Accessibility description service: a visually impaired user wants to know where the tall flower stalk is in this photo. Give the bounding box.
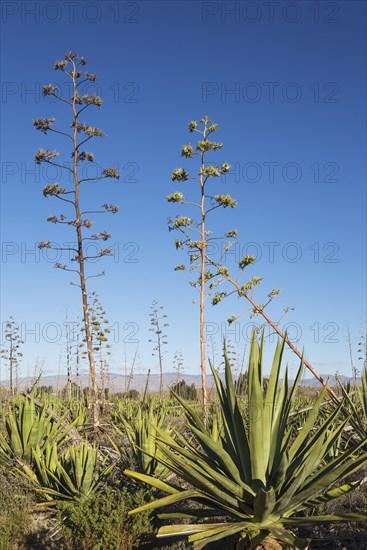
[168,116,236,420]
[149,301,169,401]
[34,52,120,428]
[1,316,23,397]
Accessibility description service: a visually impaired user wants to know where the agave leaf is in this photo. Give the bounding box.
[288,386,329,462]
[128,488,203,515]
[0,431,13,463]
[124,469,181,494]
[7,408,23,458]
[267,367,289,478]
[285,400,345,487]
[156,442,244,511]
[209,356,252,483]
[155,437,254,514]
[254,488,276,523]
[248,335,266,487]
[359,366,367,419]
[158,523,229,537]
[294,480,363,511]
[158,510,228,519]
[170,390,206,433]
[188,521,254,546]
[280,449,367,516]
[185,423,250,489]
[263,338,285,473]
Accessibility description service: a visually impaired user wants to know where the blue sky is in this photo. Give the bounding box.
[1,0,366,383]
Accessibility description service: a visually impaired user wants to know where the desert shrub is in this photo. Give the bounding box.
[0,465,34,550]
[0,508,35,550]
[56,485,153,550]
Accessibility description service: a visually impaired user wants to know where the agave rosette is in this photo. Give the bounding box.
[125,332,367,549]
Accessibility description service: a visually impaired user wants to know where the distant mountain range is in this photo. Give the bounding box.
[2,372,358,393]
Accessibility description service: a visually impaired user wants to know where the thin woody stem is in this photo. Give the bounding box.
[205,252,338,400]
[200,123,208,423]
[70,57,100,428]
[245,292,338,399]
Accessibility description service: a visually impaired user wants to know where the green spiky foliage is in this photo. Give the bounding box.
[112,398,141,424]
[113,400,171,478]
[17,441,115,504]
[67,398,91,428]
[0,394,79,465]
[339,365,367,443]
[125,332,367,549]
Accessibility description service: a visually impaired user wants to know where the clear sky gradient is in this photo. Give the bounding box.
[1,0,366,382]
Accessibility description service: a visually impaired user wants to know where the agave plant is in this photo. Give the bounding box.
[18,440,115,503]
[113,400,171,477]
[0,394,79,465]
[68,398,91,429]
[125,332,367,549]
[339,365,367,443]
[112,397,141,424]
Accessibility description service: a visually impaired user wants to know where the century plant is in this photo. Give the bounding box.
[68,398,91,429]
[1,316,23,396]
[125,332,367,549]
[34,52,120,428]
[113,400,170,478]
[149,300,169,401]
[112,397,141,425]
[168,116,236,420]
[0,394,79,465]
[18,440,115,503]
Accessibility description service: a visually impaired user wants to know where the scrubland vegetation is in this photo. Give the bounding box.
[0,344,367,549]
